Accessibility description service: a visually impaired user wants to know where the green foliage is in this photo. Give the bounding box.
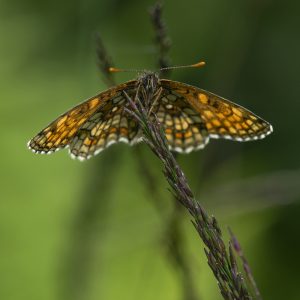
[0,0,300,300]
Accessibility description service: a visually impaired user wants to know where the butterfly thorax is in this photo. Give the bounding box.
[137,71,159,92]
[135,71,161,109]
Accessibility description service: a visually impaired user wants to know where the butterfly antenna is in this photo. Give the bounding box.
[160,60,206,71]
[108,67,141,73]
[109,60,205,73]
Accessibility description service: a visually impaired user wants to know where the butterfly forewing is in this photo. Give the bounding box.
[28,80,137,158]
[160,79,273,142]
[28,96,103,154]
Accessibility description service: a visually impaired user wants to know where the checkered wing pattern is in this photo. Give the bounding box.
[69,91,139,160]
[160,80,273,144]
[152,90,209,153]
[28,81,139,160]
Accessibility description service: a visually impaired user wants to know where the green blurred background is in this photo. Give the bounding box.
[1,0,300,299]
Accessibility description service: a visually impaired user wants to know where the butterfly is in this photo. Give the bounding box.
[27,70,273,161]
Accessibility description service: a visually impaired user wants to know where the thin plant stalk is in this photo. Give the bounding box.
[124,86,257,300]
[229,228,262,300]
[148,4,200,299]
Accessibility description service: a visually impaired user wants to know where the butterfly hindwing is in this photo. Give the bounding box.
[69,90,140,160]
[152,89,209,153]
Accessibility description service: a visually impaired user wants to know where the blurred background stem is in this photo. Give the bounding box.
[60,35,118,300]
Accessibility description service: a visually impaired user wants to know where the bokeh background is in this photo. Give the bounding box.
[1,0,300,299]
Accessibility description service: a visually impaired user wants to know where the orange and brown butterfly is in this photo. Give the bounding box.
[27,61,273,161]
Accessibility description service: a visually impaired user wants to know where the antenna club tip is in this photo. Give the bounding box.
[192,61,206,68]
[108,67,121,73]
